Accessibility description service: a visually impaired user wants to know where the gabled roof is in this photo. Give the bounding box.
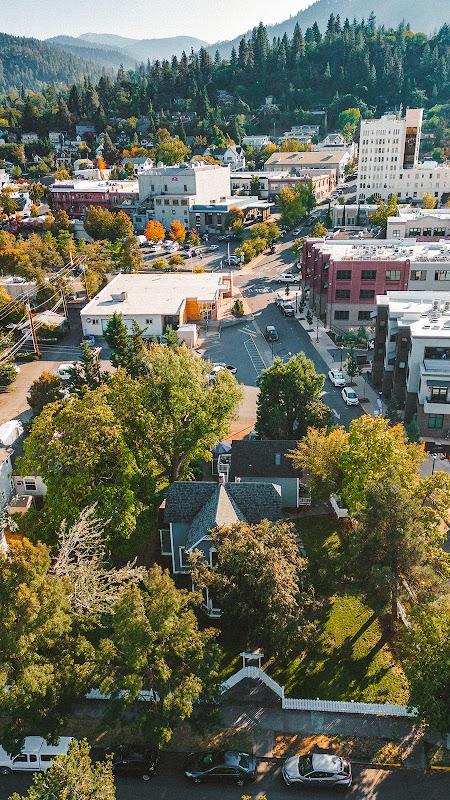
[229,440,301,480]
[164,481,282,545]
[186,484,246,549]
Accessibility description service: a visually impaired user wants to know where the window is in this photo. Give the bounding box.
[159,529,171,555]
[40,755,57,763]
[410,270,426,281]
[181,199,188,206]
[385,270,401,281]
[29,755,37,763]
[360,289,375,300]
[183,184,188,192]
[425,347,450,360]
[361,270,377,281]
[433,228,445,237]
[155,198,161,205]
[392,229,401,237]
[435,271,450,281]
[24,479,36,491]
[428,414,444,429]
[431,387,448,403]
[172,199,179,205]
[164,184,168,192]
[358,310,372,320]
[408,228,421,237]
[210,548,218,567]
[13,755,28,763]
[145,318,153,324]
[334,310,349,320]
[335,289,350,299]
[422,228,432,237]
[179,547,190,569]
[336,270,351,280]
[164,199,170,206]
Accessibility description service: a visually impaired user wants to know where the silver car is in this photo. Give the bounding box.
[282,753,352,790]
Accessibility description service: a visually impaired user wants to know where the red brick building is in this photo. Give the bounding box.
[51,179,139,217]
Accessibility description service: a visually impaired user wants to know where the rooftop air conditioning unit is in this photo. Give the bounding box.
[111,291,128,302]
[433,300,440,309]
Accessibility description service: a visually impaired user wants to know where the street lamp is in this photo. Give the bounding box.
[339,345,344,367]
[431,453,437,476]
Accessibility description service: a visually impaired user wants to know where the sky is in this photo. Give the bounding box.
[0,0,313,42]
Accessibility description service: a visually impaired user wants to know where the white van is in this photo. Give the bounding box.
[0,736,73,775]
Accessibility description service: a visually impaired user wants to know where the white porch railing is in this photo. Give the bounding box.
[220,664,416,718]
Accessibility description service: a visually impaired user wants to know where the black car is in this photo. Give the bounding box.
[265,325,279,342]
[91,746,159,781]
[184,750,257,786]
[281,303,295,317]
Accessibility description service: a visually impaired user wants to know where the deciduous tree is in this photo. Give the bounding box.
[256,354,330,439]
[191,520,317,654]
[27,371,63,414]
[10,739,116,800]
[99,565,221,747]
[168,219,186,244]
[144,219,165,242]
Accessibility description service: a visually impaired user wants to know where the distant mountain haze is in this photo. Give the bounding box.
[78,32,210,62]
[47,36,137,70]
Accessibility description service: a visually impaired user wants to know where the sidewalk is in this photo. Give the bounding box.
[296,310,381,417]
[221,697,427,769]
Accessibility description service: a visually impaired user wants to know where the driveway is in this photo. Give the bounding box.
[0,754,448,800]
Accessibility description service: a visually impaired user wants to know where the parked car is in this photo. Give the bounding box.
[82,335,95,347]
[208,244,219,252]
[0,737,73,775]
[341,386,359,406]
[212,362,237,375]
[265,325,279,342]
[92,746,159,781]
[281,303,295,317]
[184,751,257,786]
[56,363,75,381]
[218,234,231,242]
[229,255,241,266]
[276,273,300,284]
[292,228,302,236]
[282,753,352,790]
[328,369,346,387]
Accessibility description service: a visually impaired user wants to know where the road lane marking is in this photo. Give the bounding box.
[331,408,341,420]
[244,337,268,375]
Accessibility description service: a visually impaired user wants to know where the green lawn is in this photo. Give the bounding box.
[270,516,409,704]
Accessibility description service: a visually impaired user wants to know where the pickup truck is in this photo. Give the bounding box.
[0,737,73,775]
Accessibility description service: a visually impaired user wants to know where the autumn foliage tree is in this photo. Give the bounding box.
[168,219,186,244]
[144,219,165,242]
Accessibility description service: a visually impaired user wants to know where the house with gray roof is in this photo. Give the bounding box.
[160,480,282,616]
[218,440,311,509]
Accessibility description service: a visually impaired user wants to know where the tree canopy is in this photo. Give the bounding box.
[256,353,330,439]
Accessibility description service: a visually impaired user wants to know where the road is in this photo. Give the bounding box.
[0,755,448,800]
[203,222,361,429]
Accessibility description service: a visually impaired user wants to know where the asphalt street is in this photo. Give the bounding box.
[204,222,361,428]
[0,755,449,800]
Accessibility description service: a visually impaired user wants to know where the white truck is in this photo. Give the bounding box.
[0,736,73,775]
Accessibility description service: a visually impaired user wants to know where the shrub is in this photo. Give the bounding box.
[232,299,244,317]
[152,257,169,271]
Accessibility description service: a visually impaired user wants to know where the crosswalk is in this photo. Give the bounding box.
[243,335,268,375]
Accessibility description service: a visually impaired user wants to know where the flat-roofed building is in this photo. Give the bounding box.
[387,206,450,240]
[373,291,450,448]
[50,179,138,217]
[80,272,233,339]
[264,149,350,181]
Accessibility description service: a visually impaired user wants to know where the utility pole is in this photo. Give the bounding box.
[27,302,40,358]
[60,289,69,329]
[82,264,91,300]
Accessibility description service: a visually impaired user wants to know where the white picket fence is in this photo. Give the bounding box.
[221,666,416,718]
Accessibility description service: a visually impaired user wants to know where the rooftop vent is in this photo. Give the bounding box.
[111,291,128,302]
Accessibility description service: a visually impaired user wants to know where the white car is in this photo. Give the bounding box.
[276,273,300,284]
[341,386,359,406]
[328,369,346,387]
[208,244,219,252]
[56,363,76,381]
[292,228,302,236]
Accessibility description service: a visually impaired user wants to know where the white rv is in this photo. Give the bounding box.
[0,737,73,775]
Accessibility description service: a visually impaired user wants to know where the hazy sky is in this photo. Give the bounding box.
[0,0,313,42]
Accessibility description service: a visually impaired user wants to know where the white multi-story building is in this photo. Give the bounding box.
[137,162,231,228]
[242,135,271,149]
[357,108,450,203]
[373,291,450,447]
[387,206,450,239]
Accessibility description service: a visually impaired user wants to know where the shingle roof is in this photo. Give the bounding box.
[164,481,282,545]
[229,440,301,480]
[185,484,246,548]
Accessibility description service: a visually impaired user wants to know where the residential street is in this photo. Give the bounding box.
[0,755,448,800]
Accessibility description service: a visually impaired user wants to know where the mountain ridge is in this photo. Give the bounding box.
[208,0,450,58]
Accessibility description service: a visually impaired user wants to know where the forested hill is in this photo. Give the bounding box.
[0,32,101,92]
[211,0,450,58]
